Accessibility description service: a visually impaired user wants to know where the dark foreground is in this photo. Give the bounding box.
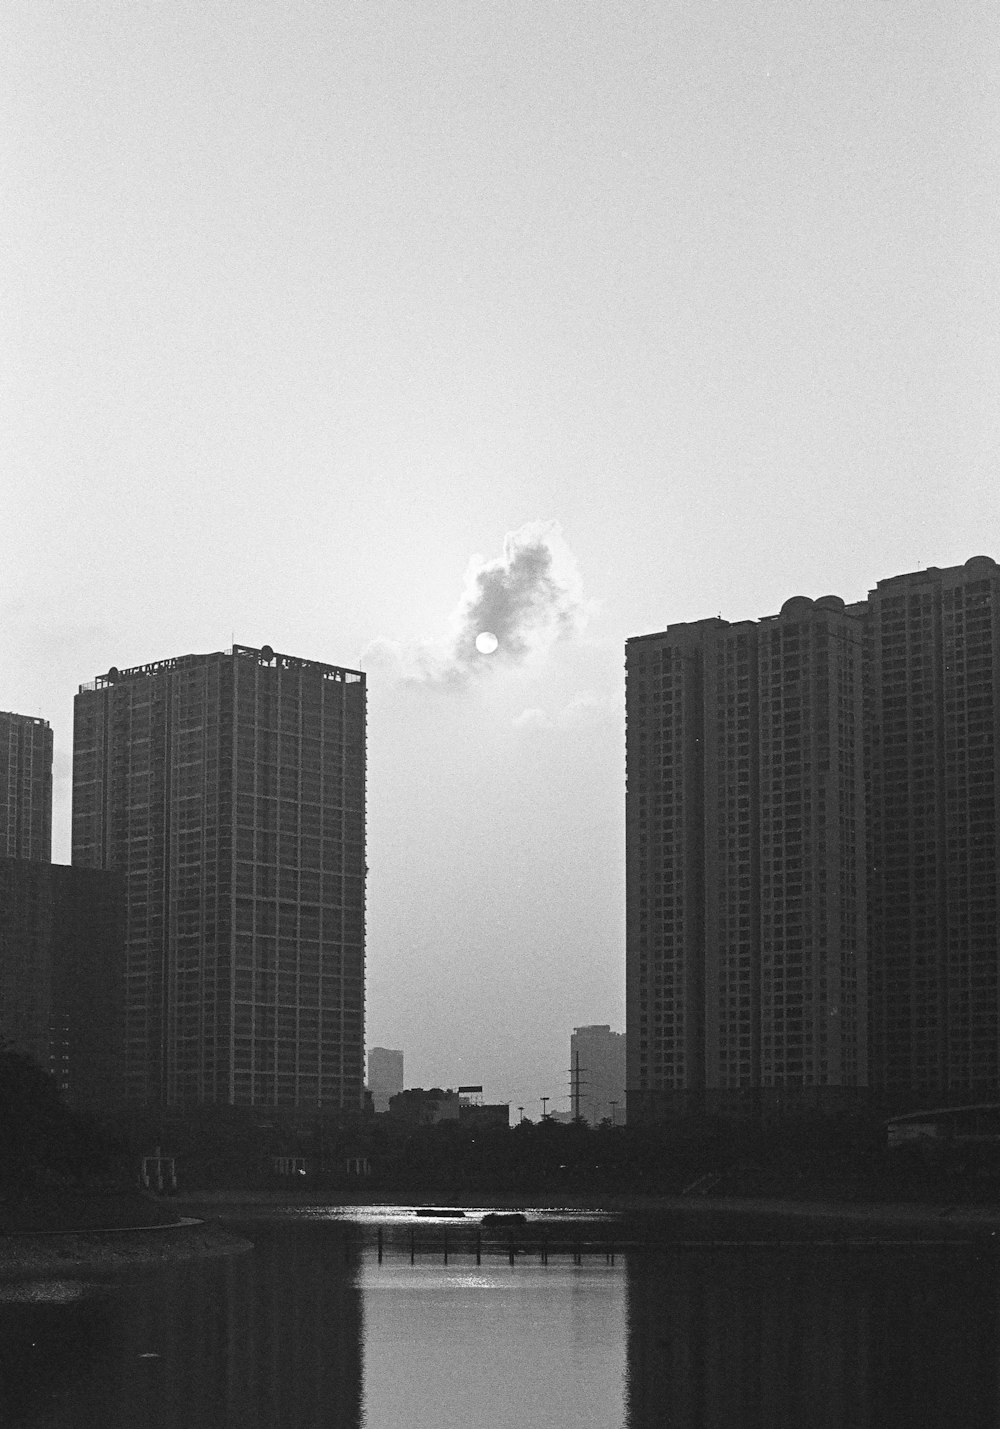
[3,1207,998,1429]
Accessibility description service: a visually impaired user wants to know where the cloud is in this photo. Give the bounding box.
[512,692,612,732]
[364,520,592,684]
[511,706,552,731]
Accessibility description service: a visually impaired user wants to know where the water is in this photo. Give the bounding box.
[1,1206,998,1428]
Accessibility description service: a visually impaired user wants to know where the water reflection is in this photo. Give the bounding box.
[0,1223,363,1429]
[625,1248,1000,1428]
[1,1216,999,1428]
[359,1259,625,1429]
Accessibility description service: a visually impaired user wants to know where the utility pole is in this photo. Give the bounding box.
[569,1050,589,1123]
[517,1106,524,1124]
[540,1095,549,1120]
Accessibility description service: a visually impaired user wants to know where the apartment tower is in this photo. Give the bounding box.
[626,596,867,1119]
[0,711,53,862]
[868,556,1000,1097]
[72,644,366,1111]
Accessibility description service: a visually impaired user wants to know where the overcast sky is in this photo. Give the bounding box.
[5,1,998,1117]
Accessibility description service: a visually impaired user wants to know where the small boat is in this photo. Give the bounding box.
[481,1211,528,1226]
[415,1207,467,1218]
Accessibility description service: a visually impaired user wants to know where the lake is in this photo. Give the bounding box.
[1,1205,998,1427]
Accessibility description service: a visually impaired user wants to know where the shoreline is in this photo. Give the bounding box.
[6,1193,997,1280]
[177,1189,1000,1232]
[0,1220,254,1280]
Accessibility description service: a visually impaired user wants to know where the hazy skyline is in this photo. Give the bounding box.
[6,2,998,1114]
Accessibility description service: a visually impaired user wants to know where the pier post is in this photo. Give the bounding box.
[476,1231,481,1266]
[377,1227,383,1264]
[410,1228,415,1265]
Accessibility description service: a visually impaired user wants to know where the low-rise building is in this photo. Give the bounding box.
[388,1087,461,1125]
[0,856,125,1113]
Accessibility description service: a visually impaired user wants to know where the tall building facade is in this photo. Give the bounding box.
[626,595,868,1119]
[0,711,53,862]
[367,1046,404,1114]
[868,556,1000,1097]
[570,1024,626,1125]
[627,557,1000,1117]
[72,644,366,1112]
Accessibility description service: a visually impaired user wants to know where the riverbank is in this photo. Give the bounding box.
[0,1190,182,1234]
[0,1220,254,1280]
[601,1194,1000,1243]
[173,1189,1000,1241]
[601,1190,1000,1220]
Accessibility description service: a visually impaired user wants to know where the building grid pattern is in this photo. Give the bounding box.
[627,597,869,1117]
[629,557,1000,1117]
[0,711,53,863]
[72,645,366,1112]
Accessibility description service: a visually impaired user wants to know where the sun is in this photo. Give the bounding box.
[475,631,499,655]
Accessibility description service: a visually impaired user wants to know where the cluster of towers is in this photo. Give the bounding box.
[5,554,999,1128]
[1,644,366,1117]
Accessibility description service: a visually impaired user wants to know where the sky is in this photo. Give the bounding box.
[5,1,999,1118]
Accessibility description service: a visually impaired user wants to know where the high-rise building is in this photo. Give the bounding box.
[367,1046,403,1114]
[628,556,1000,1118]
[0,711,53,862]
[570,1024,625,1125]
[72,643,366,1112]
[626,595,868,1119]
[0,857,125,1111]
[868,556,1000,1097]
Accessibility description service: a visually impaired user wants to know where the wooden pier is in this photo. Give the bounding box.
[348,1222,991,1266]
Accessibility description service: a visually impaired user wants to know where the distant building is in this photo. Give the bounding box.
[387,1088,461,1125]
[72,644,366,1112]
[570,1025,626,1125]
[459,1103,510,1128]
[0,711,53,862]
[458,1087,509,1128]
[0,857,125,1112]
[368,1046,404,1113]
